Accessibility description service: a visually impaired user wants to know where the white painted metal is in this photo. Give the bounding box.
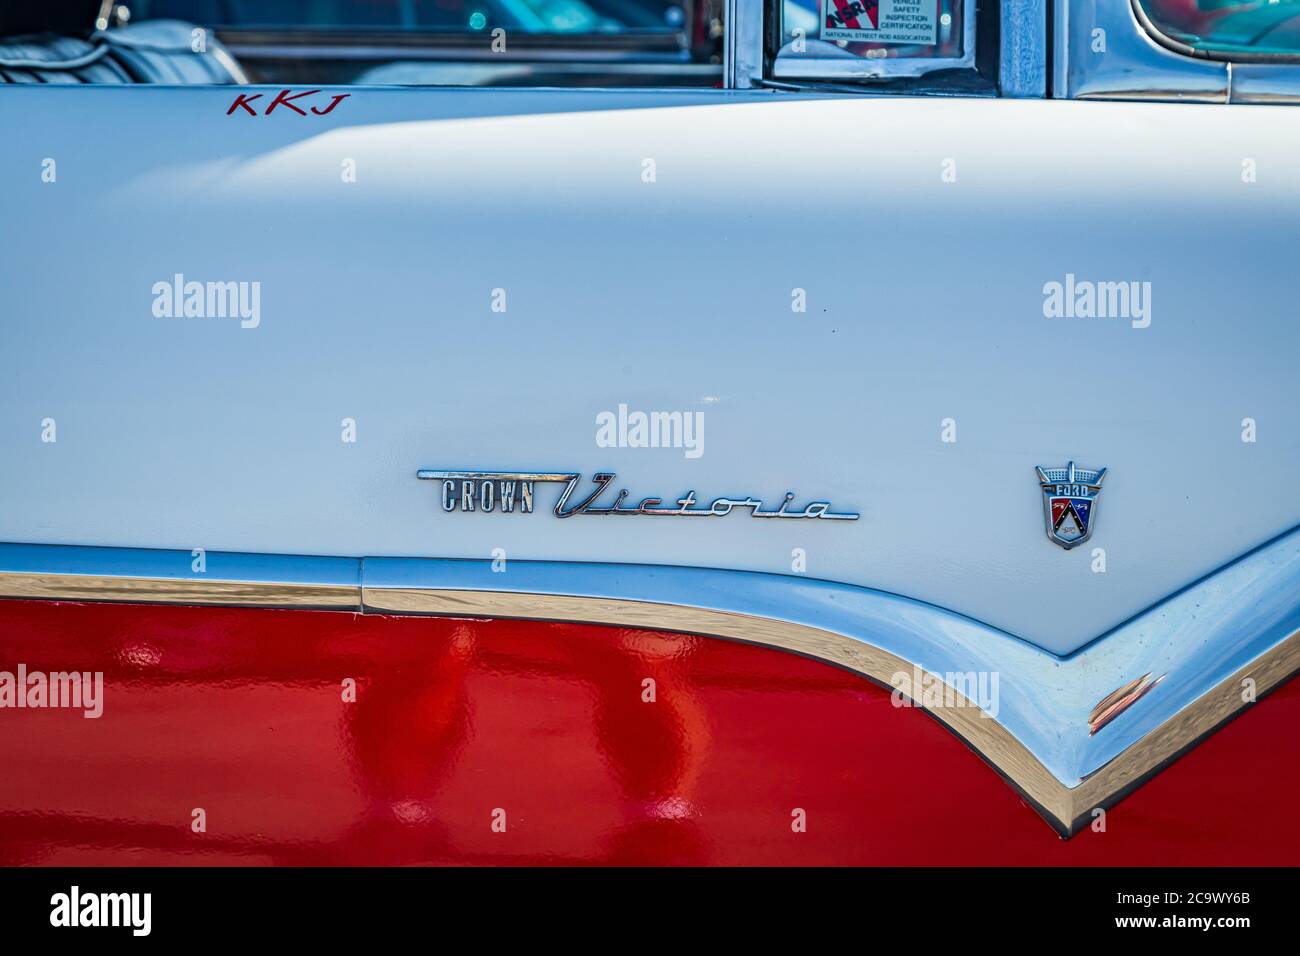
[1,87,1297,654]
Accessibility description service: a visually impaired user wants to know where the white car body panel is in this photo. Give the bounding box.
[2,87,1297,655]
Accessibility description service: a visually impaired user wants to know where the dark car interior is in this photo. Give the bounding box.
[0,0,722,86]
[0,1,245,83]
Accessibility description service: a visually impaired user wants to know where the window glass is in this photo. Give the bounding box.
[0,0,723,88]
[1137,0,1300,58]
[136,0,689,35]
[779,0,965,62]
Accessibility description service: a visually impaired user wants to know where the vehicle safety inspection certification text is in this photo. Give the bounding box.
[821,0,938,45]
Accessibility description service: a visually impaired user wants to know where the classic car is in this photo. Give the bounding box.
[0,0,1297,872]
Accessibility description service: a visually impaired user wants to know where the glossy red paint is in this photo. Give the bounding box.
[0,598,1295,865]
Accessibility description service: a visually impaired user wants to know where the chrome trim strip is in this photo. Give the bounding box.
[1000,0,1048,98]
[1230,64,1300,104]
[1068,632,1299,827]
[362,576,1300,833]
[0,543,361,609]
[724,0,764,89]
[361,525,1300,793]
[1052,0,1068,96]
[2,526,1297,833]
[1088,672,1163,735]
[365,579,1079,828]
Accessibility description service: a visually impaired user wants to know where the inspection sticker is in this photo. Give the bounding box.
[821,0,938,45]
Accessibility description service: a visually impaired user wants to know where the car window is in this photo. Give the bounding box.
[135,0,688,35]
[1137,0,1300,58]
[0,0,722,87]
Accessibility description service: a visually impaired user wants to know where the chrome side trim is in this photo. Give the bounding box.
[1088,672,1163,735]
[2,526,1297,834]
[724,0,764,88]
[367,578,1300,833]
[359,527,1300,833]
[1068,632,1299,830]
[1000,0,1048,98]
[1052,0,1226,101]
[0,543,360,609]
[365,579,1077,829]
[1230,64,1300,104]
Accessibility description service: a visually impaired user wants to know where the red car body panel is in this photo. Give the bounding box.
[1,598,1296,865]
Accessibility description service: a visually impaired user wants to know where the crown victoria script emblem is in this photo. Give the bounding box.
[1035,462,1106,550]
[417,471,859,521]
